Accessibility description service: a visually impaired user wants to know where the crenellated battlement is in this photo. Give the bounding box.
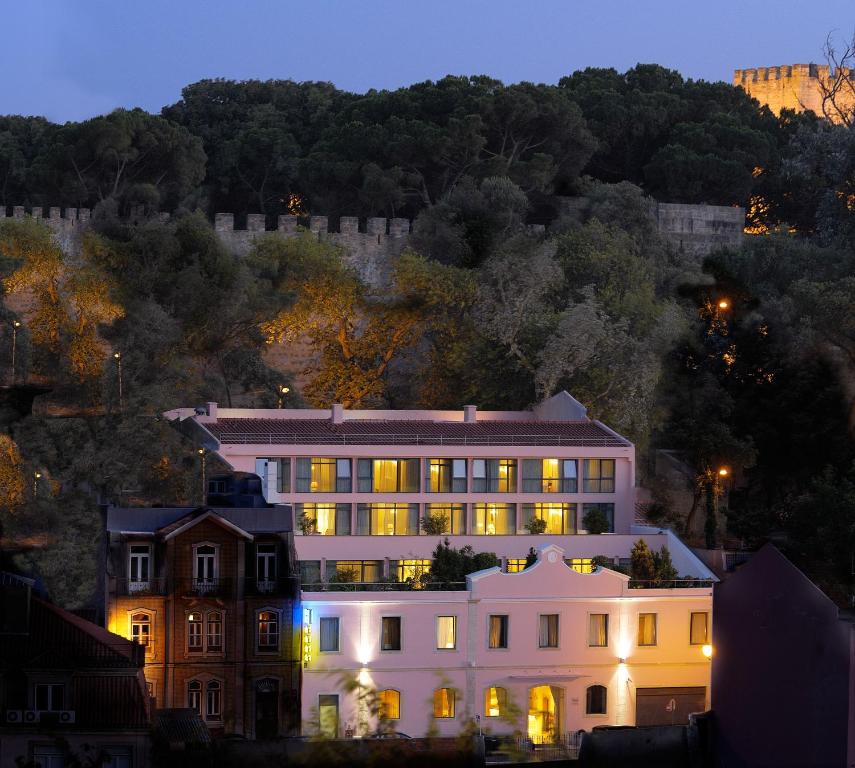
[734,62,855,120]
[211,212,412,237]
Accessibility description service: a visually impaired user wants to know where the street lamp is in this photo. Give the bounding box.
[702,465,730,548]
[114,352,123,411]
[717,299,729,310]
[10,320,21,384]
[33,471,42,496]
[198,448,206,506]
[277,385,290,408]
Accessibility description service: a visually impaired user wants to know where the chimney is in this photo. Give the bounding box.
[331,404,344,424]
[463,405,477,423]
[206,402,218,419]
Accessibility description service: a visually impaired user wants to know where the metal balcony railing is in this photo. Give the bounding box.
[628,578,714,589]
[219,432,627,447]
[179,578,234,598]
[301,580,467,592]
[115,578,168,596]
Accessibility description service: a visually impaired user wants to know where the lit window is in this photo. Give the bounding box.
[131,612,151,649]
[381,616,401,651]
[484,686,507,717]
[566,558,594,574]
[638,613,657,646]
[488,615,508,649]
[472,459,516,493]
[427,459,467,493]
[434,688,455,718]
[583,460,616,493]
[206,612,222,651]
[319,617,340,653]
[258,610,279,651]
[436,616,457,649]
[187,613,203,651]
[521,459,578,493]
[395,559,431,583]
[522,503,577,534]
[588,614,608,647]
[424,503,466,534]
[586,685,607,715]
[357,503,419,535]
[506,559,527,573]
[206,680,221,720]
[690,612,709,645]
[35,683,64,712]
[296,458,351,493]
[538,614,559,648]
[188,680,202,714]
[357,458,420,492]
[473,503,516,535]
[327,560,382,583]
[378,689,400,720]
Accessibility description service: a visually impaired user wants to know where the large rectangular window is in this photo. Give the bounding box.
[690,612,709,645]
[319,617,340,652]
[583,459,616,493]
[588,614,608,647]
[275,458,291,493]
[296,458,351,493]
[392,559,431,583]
[426,459,467,493]
[357,458,420,492]
[473,503,516,535]
[582,503,615,533]
[436,616,457,649]
[381,616,402,651]
[356,503,419,535]
[300,560,321,587]
[472,459,517,492]
[488,615,508,649]
[424,503,466,534]
[522,503,577,534]
[297,503,351,535]
[521,459,578,493]
[327,560,382,584]
[638,613,657,646]
[538,614,559,648]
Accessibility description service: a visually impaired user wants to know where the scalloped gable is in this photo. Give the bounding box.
[467,543,628,599]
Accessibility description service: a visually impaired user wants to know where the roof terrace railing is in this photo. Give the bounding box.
[215,432,627,447]
[301,580,468,592]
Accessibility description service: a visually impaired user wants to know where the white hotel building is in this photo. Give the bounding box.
[167,392,715,741]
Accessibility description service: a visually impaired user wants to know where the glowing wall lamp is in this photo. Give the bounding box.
[702,644,713,659]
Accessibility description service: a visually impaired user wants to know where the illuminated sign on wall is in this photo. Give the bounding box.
[302,607,312,668]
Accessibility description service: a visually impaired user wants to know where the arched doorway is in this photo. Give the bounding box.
[528,685,562,744]
[255,677,279,739]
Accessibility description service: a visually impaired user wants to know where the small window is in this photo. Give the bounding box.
[484,686,508,717]
[505,559,527,573]
[378,689,400,720]
[488,615,508,649]
[319,617,340,653]
[187,612,203,651]
[436,616,457,650]
[434,687,455,718]
[206,612,223,651]
[188,680,202,714]
[128,544,151,589]
[638,613,657,646]
[35,683,65,712]
[206,680,222,720]
[381,616,401,651]
[256,543,277,587]
[567,558,594,574]
[538,614,559,648]
[690,612,709,645]
[586,684,607,715]
[588,614,608,647]
[258,610,280,651]
[276,457,291,493]
[131,612,151,649]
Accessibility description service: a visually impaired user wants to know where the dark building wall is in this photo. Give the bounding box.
[711,544,853,768]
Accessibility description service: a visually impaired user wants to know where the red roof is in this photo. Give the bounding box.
[206,418,629,447]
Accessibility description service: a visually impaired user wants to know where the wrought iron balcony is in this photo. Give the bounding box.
[115,578,167,596]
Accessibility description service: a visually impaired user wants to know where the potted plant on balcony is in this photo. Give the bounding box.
[420,511,449,536]
[524,517,548,535]
[299,512,317,536]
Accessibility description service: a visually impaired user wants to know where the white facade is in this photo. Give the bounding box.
[301,544,713,739]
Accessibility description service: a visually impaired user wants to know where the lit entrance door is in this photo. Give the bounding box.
[528,685,561,744]
[319,694,339,739]
[255,678,279,739]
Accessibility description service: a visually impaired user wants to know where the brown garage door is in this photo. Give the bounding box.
[635,687,706,726]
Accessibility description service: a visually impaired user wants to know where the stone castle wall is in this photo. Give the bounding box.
[733,63,855,120]
[652,202,745,258]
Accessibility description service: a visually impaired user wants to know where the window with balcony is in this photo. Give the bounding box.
[257,610,280,652]
[484,686,508,717]
[35,683,65,712]
[131,612,151,651]
[327,560,382,584]
[638,613,657,646]
[319,617,340,652]
[206,612,223,652]
[434,688,455,718]
[187,612,203,652]
[521,459,578,493]
[356,503,419,535]
[522,503,577,534]
[436,616,457,649]
[488,615,508,649]
[296,458,351,492]
[193,544,218,592]
[472,459,516,492]
[357,458,420,492]
[690,612,709,645]
[472,503,516,535]
[583,459,616,493]
[538,614,559,648]
[206,680,222,721]
[588,614,609,647]
[392,559,431,583]
[300,560,321,587]
[381,616,401,651]
[297,503,351,536]
[424,503,466,534]
[426,459,467,493]
[256,543,277,592]
[378,689,400,720]
[586,685,607,715]
[582,503,615,533]
[128,544,152,592]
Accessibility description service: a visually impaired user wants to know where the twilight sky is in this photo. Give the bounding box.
[2,0,853,123]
